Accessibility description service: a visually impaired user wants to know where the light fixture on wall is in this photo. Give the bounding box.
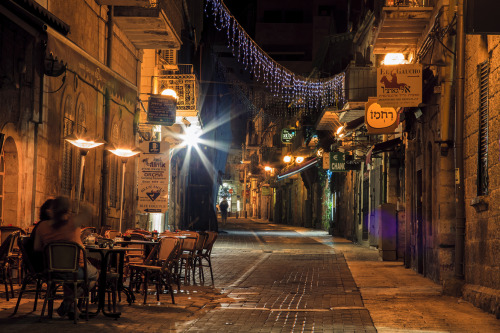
[381,53,407,65]
[161,88,178,100]
[64,134,105,214]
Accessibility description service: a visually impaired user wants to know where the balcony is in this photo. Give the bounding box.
[113,0,182,49]
[97,0,150,5]
[157,64,198,117]
[373,0,434,54]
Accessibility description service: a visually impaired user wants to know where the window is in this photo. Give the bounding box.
[477,60,489,196]
[62,95,74,196]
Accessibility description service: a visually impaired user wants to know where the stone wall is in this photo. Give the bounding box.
[463,34,500,317]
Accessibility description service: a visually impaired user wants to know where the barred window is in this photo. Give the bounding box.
[477,61,489,196]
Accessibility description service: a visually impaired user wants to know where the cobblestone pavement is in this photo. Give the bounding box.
[0,218,499,332]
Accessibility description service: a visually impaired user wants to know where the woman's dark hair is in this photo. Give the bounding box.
[39,199,54,221]
[52,196,71,230]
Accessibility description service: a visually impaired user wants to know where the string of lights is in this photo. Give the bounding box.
[205,0,345,109]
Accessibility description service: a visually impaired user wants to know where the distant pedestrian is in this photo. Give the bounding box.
[219,198,229,224]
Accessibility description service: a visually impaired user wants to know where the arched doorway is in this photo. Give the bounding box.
[2,137,19,226]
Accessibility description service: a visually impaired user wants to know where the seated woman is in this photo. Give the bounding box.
[34,196,98,319]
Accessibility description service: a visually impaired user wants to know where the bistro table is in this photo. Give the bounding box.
[85,245,136,318]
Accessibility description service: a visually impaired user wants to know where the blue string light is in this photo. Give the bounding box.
[206,0,345,109]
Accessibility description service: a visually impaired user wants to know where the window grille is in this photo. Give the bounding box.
[61,117,74,196]
[477,61,489,196]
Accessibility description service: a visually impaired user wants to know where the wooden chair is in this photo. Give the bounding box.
[104,229,120,239]
[178,232,199,285]
[0,231,20,301]
[12,235,46,315]
[128,237,181,304]
[194,231,218,285]
[40,242,90,324]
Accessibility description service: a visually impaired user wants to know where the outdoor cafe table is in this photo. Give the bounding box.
[86,246,136,318]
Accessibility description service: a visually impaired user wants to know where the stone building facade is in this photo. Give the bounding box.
[463,34,500,317]
[0,0,141,230]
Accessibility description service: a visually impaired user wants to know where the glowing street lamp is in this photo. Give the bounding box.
[65,134,104,214]
[283,155,292,163]
[161,88,178,100]
[108,147,141,233]
[295,156,305,164]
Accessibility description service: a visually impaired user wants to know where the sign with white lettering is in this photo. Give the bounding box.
[147,95,176,126]
[365,98,400,134]
[137,141,170,213]
[377,64,422,107]
[329,152,346,172]
[281,128,296,144]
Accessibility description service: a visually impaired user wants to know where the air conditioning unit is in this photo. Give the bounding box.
[158,49,178,70]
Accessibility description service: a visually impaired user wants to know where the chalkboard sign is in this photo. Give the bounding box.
[148,95,176,125]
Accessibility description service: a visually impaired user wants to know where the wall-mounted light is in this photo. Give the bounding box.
[161,88,178,100]
[382,53,407,65]
[336,124,345,135]
[264,166,272,172]
[283,155,292,163]
[295,156,305,164]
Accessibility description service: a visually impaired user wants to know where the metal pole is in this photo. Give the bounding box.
[119,159,127,233]
[76,151,87,214]
[242,167,247,218]
[454,0,466,280]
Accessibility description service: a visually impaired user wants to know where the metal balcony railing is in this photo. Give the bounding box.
[384,0,434,7]
[158,64,198,114]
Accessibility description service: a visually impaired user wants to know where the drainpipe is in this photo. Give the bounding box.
[454,0,465,280]
[439,0,457,155]
[31,36,46,225]
[101,6,113,229]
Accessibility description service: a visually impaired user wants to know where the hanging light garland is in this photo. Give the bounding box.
[205,0,345,109]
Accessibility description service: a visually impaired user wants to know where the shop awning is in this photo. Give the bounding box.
[277,157,319,181]
[45,26,138,106]
[366,137,402,164]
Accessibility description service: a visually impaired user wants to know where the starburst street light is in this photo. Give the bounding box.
[64,134,105,213]
[108,147,141,233]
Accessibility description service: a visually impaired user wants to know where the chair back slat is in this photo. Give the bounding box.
[0,232,19,261]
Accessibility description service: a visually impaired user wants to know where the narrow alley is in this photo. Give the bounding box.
[1,218,498,332]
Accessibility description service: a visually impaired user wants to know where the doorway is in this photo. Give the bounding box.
[416,169,424,274]
[2,137,19,226]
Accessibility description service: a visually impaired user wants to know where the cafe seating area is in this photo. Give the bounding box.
[0,225,218,323]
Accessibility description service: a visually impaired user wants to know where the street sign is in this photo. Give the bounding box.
[281,128,296,144]
[147,95,176,126]
[329,152,346,172]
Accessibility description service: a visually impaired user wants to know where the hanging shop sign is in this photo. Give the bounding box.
[322,152,330,169]
[137,141,170,213]
[365,98,400,134]
[329,152,346,172]
[147,95,176,126]
[345,154,362,171]
[281,128,296,144]
[377,64,422,107]
[261,186,271,196]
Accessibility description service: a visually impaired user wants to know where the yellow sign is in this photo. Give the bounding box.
[365,98,400,134]
[377,64,422,107]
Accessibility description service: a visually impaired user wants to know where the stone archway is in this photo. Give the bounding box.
[3,137,19,226]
